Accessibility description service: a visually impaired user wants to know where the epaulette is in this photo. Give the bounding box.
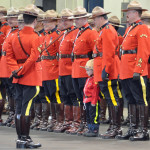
[56,29,60,35]
[34,30,41,36]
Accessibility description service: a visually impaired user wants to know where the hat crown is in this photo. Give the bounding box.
[73,6,87,16]
[23,4,39,16]
[0,6,7,13]
[44,9,58,18]
[60,8,73,17]
[109,16,120,24]
[127,1,142,9]
[91,6,111,18]
[85,59,94,69]
[7,7,19,16]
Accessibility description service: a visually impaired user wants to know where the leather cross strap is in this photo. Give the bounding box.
[17,31,29,57]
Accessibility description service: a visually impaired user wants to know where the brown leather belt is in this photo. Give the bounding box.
[59,54,71,59]
[41,55,57,60]
[121,48,137,55]
[92,52,103,58]
[17,59,27,64]
[85,95,92,98]
[74,54,88,59]
[1,51,6,56]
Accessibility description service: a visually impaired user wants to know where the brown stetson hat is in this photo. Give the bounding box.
[91,6,111,19]
[141,12,150,20]
[4,7,19,18]
[122,1,148,12]
[37,8,45,21]
[42,10,58,21]
[60,8,74,19]
[68,6,91,19]
[0,6,7,14]
[80,59,94,69]
[22,4,39,16]
[109,16,124,28]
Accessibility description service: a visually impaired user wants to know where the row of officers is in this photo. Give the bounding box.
[0,0,150,148]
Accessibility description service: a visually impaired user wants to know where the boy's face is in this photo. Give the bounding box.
[86,68,93,76]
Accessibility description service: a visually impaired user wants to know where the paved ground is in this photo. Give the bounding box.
[1,114,150,150]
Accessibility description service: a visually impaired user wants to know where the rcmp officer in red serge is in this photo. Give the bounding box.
[116,1,150,141]
[68,6,98,135]
[37,10,62,132]
[108,16,125,123]
[0,7,19,127]
[92,6,122,139]
[56,8,78,133]
[6,4,42,148]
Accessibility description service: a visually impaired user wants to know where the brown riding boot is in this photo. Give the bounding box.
[54,105,73,133]
[39,103,50,131]
[100,98,109,124]
[31,103,42,130]
[66,106,81,135]
[53,103,64,133]
[0,98,5,125]
[130,105,149,141]
[47,102,57,132]
[116,104,138,140]
[101,105,122,139]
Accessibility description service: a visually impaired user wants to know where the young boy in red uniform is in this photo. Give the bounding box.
[81,59,100,137]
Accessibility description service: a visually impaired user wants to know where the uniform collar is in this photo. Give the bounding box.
[66,26,75,32]
[48,26,57,34]
[39,28,45,34]
[99,22,109,31]
[79,23,89,30]
[130,20,142,26]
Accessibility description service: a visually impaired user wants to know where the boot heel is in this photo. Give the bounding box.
[16,141,27,149]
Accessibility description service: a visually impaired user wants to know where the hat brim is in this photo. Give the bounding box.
[90,12,111,19]
[42,17,60,21]
[3,15,18,19]
[109,22,125,28]
[68,13,91,19]
[141,16,150,20]
[122,8,148,12]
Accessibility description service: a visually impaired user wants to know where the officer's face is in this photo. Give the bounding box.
[43,20,56,31]
[126,10,137,23]
[7,17,18,27]
[75,17,87,28]
[94,16,101,28]
[62,19,73,29]
[57,19,64,31]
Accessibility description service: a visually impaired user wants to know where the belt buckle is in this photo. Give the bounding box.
[58,53,61,59]
[41,55,44,60]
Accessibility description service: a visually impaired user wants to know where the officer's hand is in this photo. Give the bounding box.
[102,67,109,81]
[133,73,140,80]
[11,70,23,79]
